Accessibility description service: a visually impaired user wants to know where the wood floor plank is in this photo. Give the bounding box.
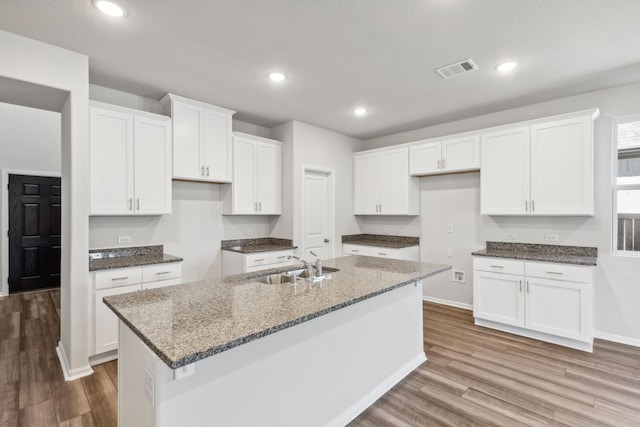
[0,382,19,427]
[102,362,117,391]
[18,350,52,409]
[47,355,91,424]
[19,399,57,427]
[58,413,97,427]
[80,366,117,427]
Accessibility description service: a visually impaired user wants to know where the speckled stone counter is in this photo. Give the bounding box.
[472,241,597,266]
[89,245,183,271]
[342,233,419,248]
[221,237,296,253]
[104,256,449,369]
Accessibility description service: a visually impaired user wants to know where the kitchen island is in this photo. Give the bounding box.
[104,256,449,427]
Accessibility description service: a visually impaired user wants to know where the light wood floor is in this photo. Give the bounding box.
[2,289,640,426]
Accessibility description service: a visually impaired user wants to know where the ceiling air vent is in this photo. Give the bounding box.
[435,59,478,79]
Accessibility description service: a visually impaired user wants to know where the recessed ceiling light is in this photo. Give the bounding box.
[354,107,368,116]
[495,61,519,73]
[93,0,127,17]
[268,72,287,82]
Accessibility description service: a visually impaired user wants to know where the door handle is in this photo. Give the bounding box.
[324,238,330,243]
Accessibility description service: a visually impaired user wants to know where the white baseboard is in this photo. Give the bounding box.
[56,341,94,381]
[423,296,472,311]
[332,352,426,427]
[594,331,640,348]
[89,350,118,366]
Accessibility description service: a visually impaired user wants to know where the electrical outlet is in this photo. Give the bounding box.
[447,248,453,257]
[447,224,454,233]
[247,229,255,236]
[117,236,131,244]
[504,234,515,240]
[144,369,155,406]
[545,234,559,242]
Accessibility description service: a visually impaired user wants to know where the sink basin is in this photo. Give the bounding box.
[254,266,339,284]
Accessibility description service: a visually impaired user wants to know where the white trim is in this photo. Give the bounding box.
[594,331,640,348]
[56,341,94,381]
[301,165,336,259]
[422,296,473,311]
[330,352,426,427]
[1,169,61,296]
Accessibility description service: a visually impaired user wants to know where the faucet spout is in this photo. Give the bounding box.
[287,255,315,277]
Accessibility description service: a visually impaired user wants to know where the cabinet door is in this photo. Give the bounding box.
[95,284,140,354]
[473,270,525,327]
[410,141,441,175]
[530,116,593,215]
[256,142,281,214]
[442,135,480,172]
[172,101,204,180]
[353,153,379,215]
[525,276,592,342]
[342,244,370,256]
[90,107,134,215]
[133,116,172,215]
[480,126,530,215]
[378,148,411,214]
[202,109,233,183]
[232,137,258,214]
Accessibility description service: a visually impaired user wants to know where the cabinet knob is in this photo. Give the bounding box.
[206,166,210,176]
[201,166,205,176]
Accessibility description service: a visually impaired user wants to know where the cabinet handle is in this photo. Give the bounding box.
[525,200,528,212]
[254,258,265,262]
[378,252,387,256]
[519,280,522,292]
[254,202,258,211]
[489,265,504,268]
[442,159,446,169]
[155,271,171,275]
[437,160,441,169]
[258,202,262,212]
[379,204,382,213]
[137,198,140,211]
[111,277,129,281]
[352,250,359,253]
[201,166,205,176]
[532,200,535,212]
[129,198,133,211]
[546,271,563,275]
[206,166,210,176]
[277,256,287,259]
[526,281,530,293]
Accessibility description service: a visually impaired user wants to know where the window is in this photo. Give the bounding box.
[613,116,640,254]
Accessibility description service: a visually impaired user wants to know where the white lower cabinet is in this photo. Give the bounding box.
[342,244,420,261]
[473,257,593,351]
[222,249,295,276]
[92,262,182,358]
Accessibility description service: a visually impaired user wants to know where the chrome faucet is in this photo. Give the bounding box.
[309,251,322,275]
[287,255,315,277]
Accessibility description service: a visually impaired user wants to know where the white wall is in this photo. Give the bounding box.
[363,81,640,345]
[1,29,91,377]
[287,121,362,257]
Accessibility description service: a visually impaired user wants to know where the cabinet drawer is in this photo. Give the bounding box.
[270,250,294,265]
[525,261,592,283]
[94,266,143,290]
[343,244,370,256]
[245,253,272,268]
[370,247,402,259]
[474,257,525,276]
[142,262,182,283]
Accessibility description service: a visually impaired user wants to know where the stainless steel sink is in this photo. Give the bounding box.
[254,266,339,284]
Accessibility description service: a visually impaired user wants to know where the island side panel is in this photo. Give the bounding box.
[118,281,425,427]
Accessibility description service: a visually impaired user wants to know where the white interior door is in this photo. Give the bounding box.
[303,170,331,259]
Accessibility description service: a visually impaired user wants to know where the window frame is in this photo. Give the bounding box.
[612,115,640,257]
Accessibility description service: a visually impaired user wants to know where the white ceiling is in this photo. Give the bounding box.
[1,0,640,139]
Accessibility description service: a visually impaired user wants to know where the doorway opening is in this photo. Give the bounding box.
[301,166,335,260]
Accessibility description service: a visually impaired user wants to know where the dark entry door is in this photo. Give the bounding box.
[8,174,61,293]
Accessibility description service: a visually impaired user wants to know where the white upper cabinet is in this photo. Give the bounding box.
[410,135,480,176]
[90,102,172,216]
[223,132,282,215]
[481,109,597,216]
[353,147,419,215]
[161,93,235,183]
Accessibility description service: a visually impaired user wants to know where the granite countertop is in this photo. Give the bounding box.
[472,241,597,266]
[89,245,183,271]
[103,256,450,369]
[221,237,297,254]
[342,234,419,249]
